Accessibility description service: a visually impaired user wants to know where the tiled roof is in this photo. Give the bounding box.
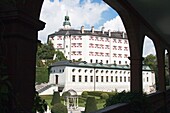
[48,29,127,39]
[50,60,152,71]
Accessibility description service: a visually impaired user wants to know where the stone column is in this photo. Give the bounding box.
[0,7,45,113]
[167,51,170,86]
[155,39,166,92]
[129,57,143,93]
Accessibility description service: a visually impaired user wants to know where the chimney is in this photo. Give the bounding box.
[91,26,94,33]
[122,32,125,38]
[101,27,105,34]
[108,29,111,37]
[81,26,84,34]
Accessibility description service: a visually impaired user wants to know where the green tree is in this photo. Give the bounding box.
[37,41,55,60]
[55,50,67,61]
[51,91,61,105]
[36,41,67,67]
[143,54,157,70]
[84,97,97,113]
[51,103,67,113]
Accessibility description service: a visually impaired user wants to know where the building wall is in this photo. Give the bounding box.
[49,65,155,95]
[49,32,130,65]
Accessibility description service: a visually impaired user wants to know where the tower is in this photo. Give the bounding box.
[63,12,71,29]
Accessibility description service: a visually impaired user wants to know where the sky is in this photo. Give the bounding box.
[38,0,156,57]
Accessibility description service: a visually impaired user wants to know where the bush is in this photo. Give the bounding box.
[81,91,88,98]
[87,91,116,97]
[84,97,97,113]
[51,91,61,105]
[36,67,48,84]
[62,91,71,97]
[32,91,47,113]
[100,93,109,100]
[51,103,67,113]
[105,91,152,113]
[87,91,103,97]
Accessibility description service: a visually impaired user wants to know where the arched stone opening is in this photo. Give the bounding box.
[142,36,157,93]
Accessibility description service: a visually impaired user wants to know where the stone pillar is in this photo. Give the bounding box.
[0,7,45,113]
[167,50,170,86]
[129,57,143,93]
[155,39,166,92]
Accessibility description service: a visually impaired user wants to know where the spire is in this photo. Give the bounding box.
[63,11,71,29]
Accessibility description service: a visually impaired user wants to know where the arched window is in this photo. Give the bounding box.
[72,69,75,72]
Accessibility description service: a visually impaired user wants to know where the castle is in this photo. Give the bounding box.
[38,14,155,95]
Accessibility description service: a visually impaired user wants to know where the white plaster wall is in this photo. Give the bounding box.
[49,33,130,65]
[48,66,155,95]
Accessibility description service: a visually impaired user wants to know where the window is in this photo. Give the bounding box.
[119,61,121,64]
[59,69,62,73]
[120,76,122,82]
[124,76,126,82]
[118,54,122,58]
[124,40,128,44]
[78,69,81,72]
[111,76,113,82]
[101,76,104,82]
[147,77,149,82]
[106,76,108,82]
[85,76,87,82]
[96,76,98,82]
[96,70,98,73]
[72,75,75,82]
[101,70,103,73]
[113,39,117,43]
[115,76,118,82]
[125,61,127,64]
[90,59,92,63]
[90,76,93,82]
[79,75,81,82]
[63,69,64,72]
[113,46,117,50]
[118,39,122,43]
[106,70,108,73]
[113,53,117,58]
[111,71,113,74]
[90,70,93,73]
[85,70,87,73]
[128,77,130,82]
[106,60,108,64]
[96,60,98,63]
[72,69,75,72]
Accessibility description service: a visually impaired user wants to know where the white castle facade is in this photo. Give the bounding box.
[38,15,156,95]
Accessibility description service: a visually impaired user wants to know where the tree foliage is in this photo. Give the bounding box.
[37,41,55,60]
[143,54,157,70]
[51,103,67,113]
[84,97,97,113]
[51,91,61,105]
[36,41,66,67]
[105,91,152,113]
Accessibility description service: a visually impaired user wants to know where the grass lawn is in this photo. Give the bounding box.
[40,95,106,110]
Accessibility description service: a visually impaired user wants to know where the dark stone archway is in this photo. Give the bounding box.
[0,1,45,112]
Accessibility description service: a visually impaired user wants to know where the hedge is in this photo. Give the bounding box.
[51,103,67,113]
[84,97,97,113]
